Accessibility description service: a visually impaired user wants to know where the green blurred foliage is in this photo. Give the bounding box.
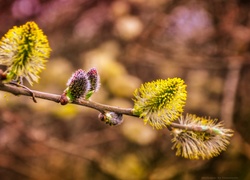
[1,0,250,179]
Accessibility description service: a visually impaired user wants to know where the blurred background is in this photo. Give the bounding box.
[0,0,250,179]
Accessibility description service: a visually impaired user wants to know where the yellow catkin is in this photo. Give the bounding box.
[0,21,51,85]
[133,78,187,129]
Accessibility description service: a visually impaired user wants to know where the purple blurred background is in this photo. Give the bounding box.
[0,0,250,179]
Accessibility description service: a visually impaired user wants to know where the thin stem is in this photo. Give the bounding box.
[0,83,61,102]
[0,83,134,116]
[8,82,37,103]
[168,123,215,134]
[0,83,226,135]
[75,99,134,116]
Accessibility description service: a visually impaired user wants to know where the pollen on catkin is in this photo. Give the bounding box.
[133,78,187,129]
[0,21,51,85]
[171,114,234,159]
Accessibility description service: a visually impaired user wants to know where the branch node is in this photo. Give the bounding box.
[8,82,37,103]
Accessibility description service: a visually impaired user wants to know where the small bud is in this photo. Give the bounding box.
[64,69,90,102]
[0,69,7,81]
[98,112,123,126]
[85,67,100,99]
[59,92,69,105]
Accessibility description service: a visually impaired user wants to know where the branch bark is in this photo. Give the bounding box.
[0,82,229,134]
[0,83,134,116]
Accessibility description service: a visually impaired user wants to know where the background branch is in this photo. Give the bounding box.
[220,58,242,128]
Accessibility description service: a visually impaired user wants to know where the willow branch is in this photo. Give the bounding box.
[0,83,61,102]
[0,83,134,116]
[0,82,224,134]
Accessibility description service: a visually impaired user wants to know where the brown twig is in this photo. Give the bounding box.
[8,82,37,103]
[0,82,229,134]
[0,83,134,116]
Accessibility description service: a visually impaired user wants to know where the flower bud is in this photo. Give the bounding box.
[85,67,100,99]
[0,69,7,81]
[59,92,69,105]
[64,69,90,102]
[98,112,123,126]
